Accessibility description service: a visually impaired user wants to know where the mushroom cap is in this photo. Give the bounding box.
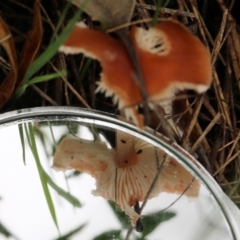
[53,132,200,226]
[59,22,142,125]
[53,136,115,177]
[59,19,212,126]
[130,19,212,102]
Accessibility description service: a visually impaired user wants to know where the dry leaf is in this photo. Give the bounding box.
[16,0,43,90]
[0,0,43,108]
[0,16,18,108]
[71,0,135,28]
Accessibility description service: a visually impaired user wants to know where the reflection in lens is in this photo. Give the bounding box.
[0,117,238,240]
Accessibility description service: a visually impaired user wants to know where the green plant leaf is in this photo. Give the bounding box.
[108,201,130,228]
[140,211,176,238]
[55,223,87,240]
[93,229,122,240]
[0,221,13,238]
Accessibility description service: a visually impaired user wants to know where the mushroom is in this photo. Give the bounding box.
[53,131,200,226]
[59,22,142,125]
[130,19,212,116]
[59,19,212,126]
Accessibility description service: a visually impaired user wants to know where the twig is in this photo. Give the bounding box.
[190,112,221,154]
[182,95,204,148]
[136,3,196,18]
[31,85,58,106]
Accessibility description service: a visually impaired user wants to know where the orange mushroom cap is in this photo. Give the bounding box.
[130,19,212,103]
[53,132,200,226]
[59,20,212,126]
[59,22,142,125]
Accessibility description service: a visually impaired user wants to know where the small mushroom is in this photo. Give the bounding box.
[53,131,200,226]
[59,22,142,125]
[130,18,212,116]
[59,19,212,126]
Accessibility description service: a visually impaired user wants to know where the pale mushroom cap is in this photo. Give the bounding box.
[53,136,115,177]
[53,132,200,226]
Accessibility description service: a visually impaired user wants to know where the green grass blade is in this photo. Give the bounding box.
[47,122,73,197]
[48,121,57,153]
[24,123,31,145]
[152,0,162,26]
[55,223,87,240]
[0,221,14,239]
[43,169,82,207]
[163,0,170,7]
[21,6,84,86]
[77,59,92,87]
[27,71,66,86]
[26,123,60,233]
[15,71,66,99]
[50,1,72,43]
[18,124,26,165]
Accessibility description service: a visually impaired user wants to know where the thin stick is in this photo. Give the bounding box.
[190,112,221,154]
[182,95,204,148]
[31,85,58,106]
[136,3,196,18]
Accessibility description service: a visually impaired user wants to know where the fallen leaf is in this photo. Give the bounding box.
[71,0,135,28]
[0,16,18,107]
[0,0,43,108]
[15,0,43,90]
